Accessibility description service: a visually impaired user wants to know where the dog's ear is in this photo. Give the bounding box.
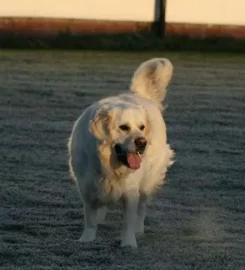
[89,110,112,141]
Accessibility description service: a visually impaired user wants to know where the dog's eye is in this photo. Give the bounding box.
[139,125,145,131]
[119,124,130,131]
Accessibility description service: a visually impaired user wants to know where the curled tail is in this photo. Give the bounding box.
[130,58,173,104]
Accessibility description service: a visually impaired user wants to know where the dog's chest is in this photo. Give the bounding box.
[99,168,145,203]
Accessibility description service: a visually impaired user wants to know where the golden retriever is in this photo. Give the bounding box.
[68,58,174,248]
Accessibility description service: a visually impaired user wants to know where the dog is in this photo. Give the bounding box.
[68,58,174,248]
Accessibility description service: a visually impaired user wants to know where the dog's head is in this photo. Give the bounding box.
[89,103,151,171]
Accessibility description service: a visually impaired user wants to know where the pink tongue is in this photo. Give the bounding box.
[127,153,141,170]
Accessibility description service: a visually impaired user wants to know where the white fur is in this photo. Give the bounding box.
[68,58,174,248]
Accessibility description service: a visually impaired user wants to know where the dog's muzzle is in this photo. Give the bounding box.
[114,137,147,170]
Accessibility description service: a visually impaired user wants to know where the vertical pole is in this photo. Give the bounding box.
[158,0,166,38]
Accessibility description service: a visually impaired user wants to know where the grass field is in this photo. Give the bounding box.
[0,51,245,269]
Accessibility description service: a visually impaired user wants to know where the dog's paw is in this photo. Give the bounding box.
[121,238,138,248]
[79,229,96,242]
[121,231,138,248]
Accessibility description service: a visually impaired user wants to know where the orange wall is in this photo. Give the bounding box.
[0,0,245,26]
[166,0,245,26]
[0,0,156,22]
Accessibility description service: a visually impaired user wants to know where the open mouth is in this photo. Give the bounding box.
[114,144,143,170]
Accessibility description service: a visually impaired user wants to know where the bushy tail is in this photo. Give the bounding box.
[130,58,173,103]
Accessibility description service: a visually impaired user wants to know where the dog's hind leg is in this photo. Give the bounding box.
[96,206,108,224]
[79,202,97,242]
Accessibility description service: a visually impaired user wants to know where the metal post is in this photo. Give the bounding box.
[158,0,166,38]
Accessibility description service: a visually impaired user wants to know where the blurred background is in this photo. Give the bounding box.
[0,0,245,51]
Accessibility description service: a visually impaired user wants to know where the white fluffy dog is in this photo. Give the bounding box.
[68,58,174,248]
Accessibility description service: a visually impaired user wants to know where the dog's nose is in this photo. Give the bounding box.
[134,137,147,151]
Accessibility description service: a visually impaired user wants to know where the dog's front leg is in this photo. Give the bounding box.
[121,191,139,248]
[135,194,147,234]
[96,205,107,224]
[79,201,97,242]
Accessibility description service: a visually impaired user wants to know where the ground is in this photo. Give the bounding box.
[0,51,245,269]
